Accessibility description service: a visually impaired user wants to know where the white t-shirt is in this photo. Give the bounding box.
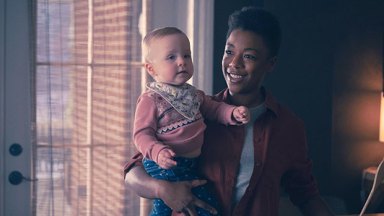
[232,103,266,205]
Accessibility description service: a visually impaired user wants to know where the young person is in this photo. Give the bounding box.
[134,27,250,216]
[125,7,335,216]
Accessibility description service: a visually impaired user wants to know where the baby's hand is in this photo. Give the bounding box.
[233,106,250,124]
[157,148,177,169]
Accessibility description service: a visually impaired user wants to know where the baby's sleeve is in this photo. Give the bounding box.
[133,94,170,163]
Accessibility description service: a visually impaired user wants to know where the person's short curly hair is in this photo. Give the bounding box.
[227,6,281,57]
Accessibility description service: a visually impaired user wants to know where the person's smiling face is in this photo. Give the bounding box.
[222,29,276,97]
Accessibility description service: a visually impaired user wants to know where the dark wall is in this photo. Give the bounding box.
[324,1,384,212]
[213,0,384,213]
[264,0,338,198]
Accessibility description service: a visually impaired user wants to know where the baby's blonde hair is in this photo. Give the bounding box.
[142,27,186,63]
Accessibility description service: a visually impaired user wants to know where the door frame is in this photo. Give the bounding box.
[0,0,33,215]
[0,0,5,212]
[149,0,214,94]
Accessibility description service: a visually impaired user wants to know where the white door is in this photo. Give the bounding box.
[0,0,33,215]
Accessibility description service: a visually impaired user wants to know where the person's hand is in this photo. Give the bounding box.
[157,148,177,169]
[156,180,218,216]
[233,106,250,124]
[173,199,219,216]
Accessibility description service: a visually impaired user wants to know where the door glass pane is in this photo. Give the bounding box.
[34,0,144,215]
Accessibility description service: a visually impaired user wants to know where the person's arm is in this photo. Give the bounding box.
[124,162,217,215]
[283,160,335,216]
[282,119,334,216]
[299,195,335,216]
[198,91,237,125]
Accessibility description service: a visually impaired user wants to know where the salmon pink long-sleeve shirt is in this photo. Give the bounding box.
[133,83,238,164]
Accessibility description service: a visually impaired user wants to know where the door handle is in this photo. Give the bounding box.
[9,143,23,156]
[8,171,38,185]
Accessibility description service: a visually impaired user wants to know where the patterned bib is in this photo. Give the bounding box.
[146,82,200,120]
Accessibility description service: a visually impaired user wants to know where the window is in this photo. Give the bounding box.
[35,0,143,215]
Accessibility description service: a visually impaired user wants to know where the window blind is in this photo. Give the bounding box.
[34,0,145,215]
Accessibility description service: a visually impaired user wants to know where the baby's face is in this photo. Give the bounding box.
[145,33,194,86]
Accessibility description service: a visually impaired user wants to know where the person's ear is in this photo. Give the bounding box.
[267,56,278,73]
[145,63,156,77]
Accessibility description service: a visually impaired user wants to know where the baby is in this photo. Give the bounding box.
[133,27,249,216]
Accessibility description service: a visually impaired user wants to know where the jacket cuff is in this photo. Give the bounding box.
[123,152,143,179]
